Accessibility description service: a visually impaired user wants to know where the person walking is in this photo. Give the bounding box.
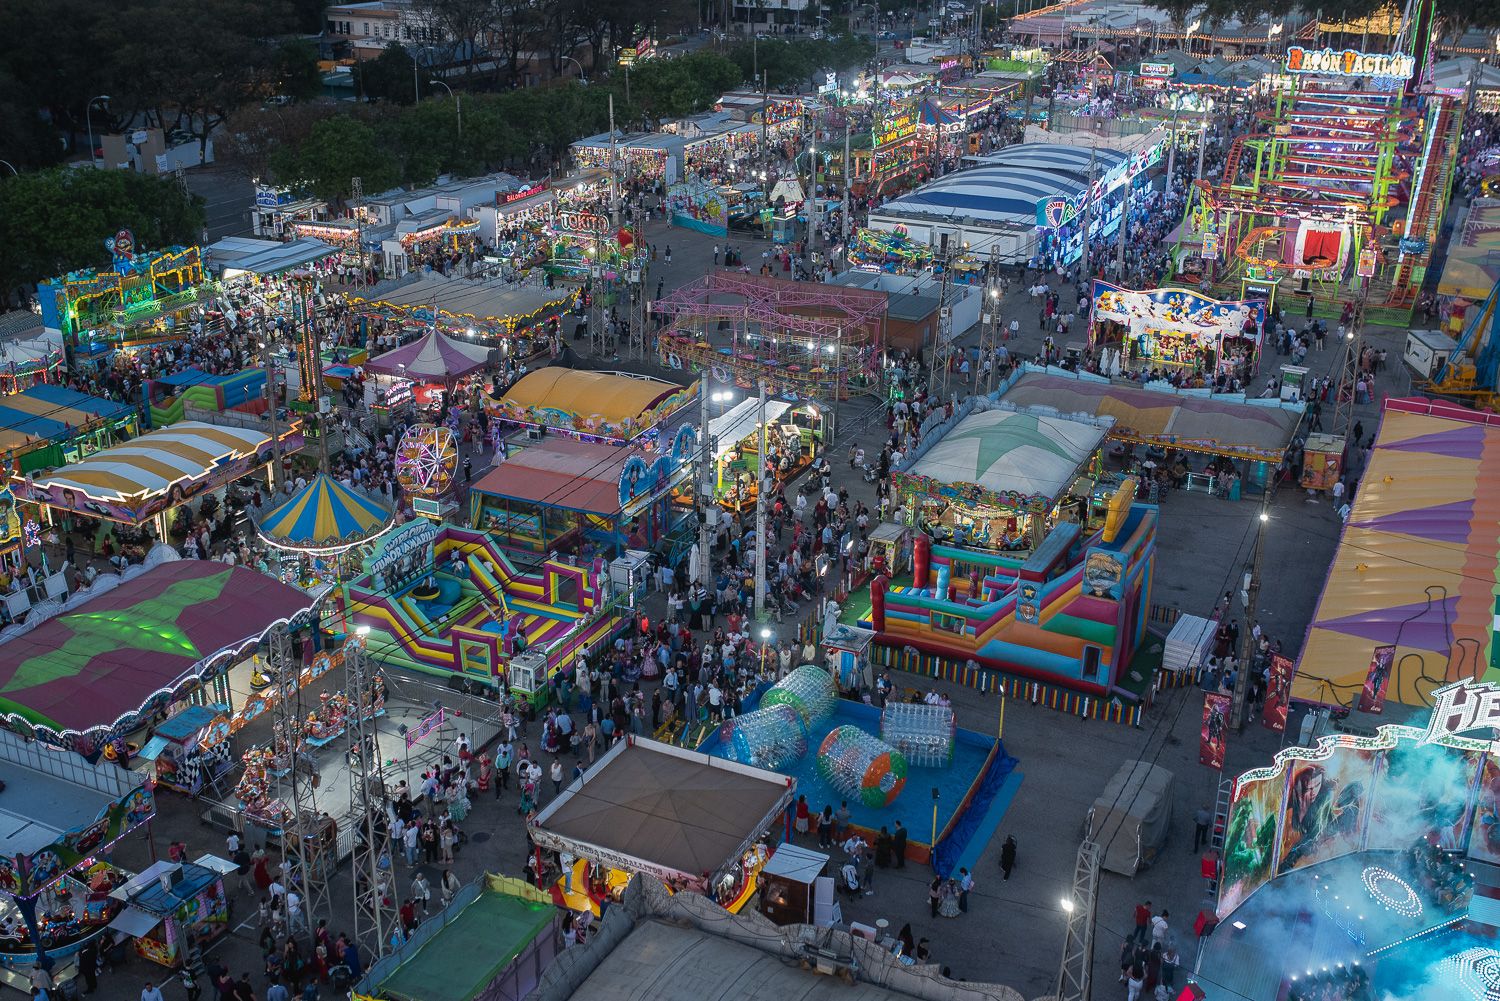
[999,835,1017,880]
[440,869,461,908]
[140,985,166,1001]
[957,868,974,912]
[1193,805,1212,853]
[1132,900,1152,945]
[928,876,942,918]
[411,871,432,916]
[891,820,908,869]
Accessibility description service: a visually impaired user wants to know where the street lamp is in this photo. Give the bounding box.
[429,79,461,139]
[562,56,588,84]
[85,95,110,169]
[0,160,17,177]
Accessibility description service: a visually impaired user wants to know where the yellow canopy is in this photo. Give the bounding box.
[500,369,683,424]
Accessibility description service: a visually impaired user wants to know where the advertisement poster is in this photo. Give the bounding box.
[1276,749,1378,873]
[1262,654,1294,732]
[1367,739,1483,852]
[1200,693,1230,769]
[1357,644,1395,714]
[1218,769,1288,917]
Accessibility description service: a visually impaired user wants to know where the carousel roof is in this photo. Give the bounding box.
[257,472,392,551]
[365,328,492,382]
[906,408,1105,503]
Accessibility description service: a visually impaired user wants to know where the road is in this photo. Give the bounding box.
[183,166,255,242]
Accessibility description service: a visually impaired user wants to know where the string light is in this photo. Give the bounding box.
[1361,866,1422,918]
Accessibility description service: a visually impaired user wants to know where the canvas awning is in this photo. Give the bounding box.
[500,369,682,426]
[108,907,162,938]
[708,397,792,461]
[365,329,492,382]
[26,422,268,501]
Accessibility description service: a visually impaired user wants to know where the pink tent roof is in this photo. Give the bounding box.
[365,329,492,382]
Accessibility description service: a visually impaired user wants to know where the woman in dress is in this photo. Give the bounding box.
[794,795,811,837]
[938,878,961,918]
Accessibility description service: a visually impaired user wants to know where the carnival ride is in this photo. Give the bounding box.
[395,423,459,496]
[340,525,619,702]
[653,273,887,404]
[1421,281,1500,408]
[1177,75,1460,324]
[865,492,1157,698]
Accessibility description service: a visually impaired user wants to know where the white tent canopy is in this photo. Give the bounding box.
[708,397,792,461]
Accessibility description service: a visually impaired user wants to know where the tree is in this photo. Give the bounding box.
[0,168,205,295]
[353,42,419,104]
[269,116,401,203]
[273,39,325,102]
[217,102,340,180]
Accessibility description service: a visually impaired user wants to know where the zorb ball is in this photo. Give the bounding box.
[816,726,908,809]
[879,703,956,768]
[761,665,836,726]
[719,704,808,771]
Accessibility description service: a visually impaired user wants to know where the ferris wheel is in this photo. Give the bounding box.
[395,424,459,496]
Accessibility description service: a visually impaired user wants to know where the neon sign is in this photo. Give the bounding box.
[873,110,916,148]
[1139,62,1175,78]
[1037,195,1080,229]
[557,211,610,235]
[1285,46,1415,79]
[1421,680,1500,747]
[500,180,550,205]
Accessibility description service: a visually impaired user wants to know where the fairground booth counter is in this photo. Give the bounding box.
[136,704,234,798]
[361,327,496,428]
[15,419,302,546]
[388,212,484,271]
[469,427,698,558]
[106,858,230,969]
[474,180,557,273]
[998,366,1306,497]
[38,232,214,370]
[350,275,576,366]
[892,402,1110,552]
[1088,281,1267,382]
[0,726,154,985]
[697,396,824,513]
[571,134,680,184]
[545,207,645,284]
[529,737,794,917]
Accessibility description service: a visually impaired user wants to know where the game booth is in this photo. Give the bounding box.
[997,367,1306,498]
[1199,703,1500,1001]
[0,727,153,985]
[468,426,698,558]
[1088,281,1267,382]
[106,858,230,969]
[0,330,64,394]
[698,397,823,513]
[892,403,1111,551]
[528,737,796,916]
[339,521,623,703]
[483,368,695,447]
[136,704,234,798]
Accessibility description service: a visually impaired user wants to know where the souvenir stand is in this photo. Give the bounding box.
[864,522,913,578]
[138,704,234,798]
[107,859,229,968]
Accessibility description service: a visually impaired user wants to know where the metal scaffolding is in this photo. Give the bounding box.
[1055,839,1101,1001]
[975,247,1005,396]
[269,624,330,942]
[345,636,400,955]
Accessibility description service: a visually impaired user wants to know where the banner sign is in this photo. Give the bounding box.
[1201,231,1220,260]
[405,706,446,749]
[1357,247,1378,278]
[1285,46,1415,80]
[1139,61,1175,78]
[1420,679,1500,745]
[1262,654,1294,732]
[499,180,549,205]
[1357,645,1395,714]
[556,211,610,235]
[1037,194,1081,230]
[1201,693,1230,769]
[366,519,438,577]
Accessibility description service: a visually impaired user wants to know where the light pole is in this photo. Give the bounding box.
[85,95,110,169]
[561,56,588,84]
[429,79,461,139]
[0,160,17,177]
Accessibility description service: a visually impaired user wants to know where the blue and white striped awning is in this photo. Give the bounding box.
[971,143,1131,174]
[882,166,1089,224]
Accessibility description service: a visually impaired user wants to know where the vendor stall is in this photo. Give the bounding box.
[893,403,1109,550]
[698,397,822,512]
[484,368,693,446]
[139,704,233,797]
[528,737,794,916]
[1089,280,1266,381]
[107,859,229,968]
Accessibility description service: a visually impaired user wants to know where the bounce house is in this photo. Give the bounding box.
[145,368,267,428]
[869,485,1156,697]
[340,524,621,701]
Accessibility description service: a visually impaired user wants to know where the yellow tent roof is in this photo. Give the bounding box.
[500,369,683,424]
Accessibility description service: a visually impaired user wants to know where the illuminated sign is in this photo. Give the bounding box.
[1139,61,1175,78]
[499,180,550,205]
[873,110,917,148]
[1357,247,1377,277]
[1421,680,1500,747]
[1201,232,1220,260]
[1285,46,1415,79]
[556,211,610,235]
[1036,195,1081,230]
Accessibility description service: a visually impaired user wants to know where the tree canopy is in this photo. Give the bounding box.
[0,169,205,294]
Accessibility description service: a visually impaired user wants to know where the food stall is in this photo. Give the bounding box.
[865,522,913,578]
[757,843,831,927]
[107,859,230,969]
[138,704,233,798]
[1088,280,1266,381]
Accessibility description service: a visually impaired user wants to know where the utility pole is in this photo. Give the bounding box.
[753,378,769,620]
[806,133,819,270]
[1195,114,1209,182]
[263,336,283,493]
[1078,143,1097,277]
[346,634,400,954]
[351,176,364,291]
[1164,104,1180,184]
[608,95,620,228]
[1116,172,1129,276]
[928,237,955,399]
[760,71,769,155]
[629,203,648,359]
[1331,295,1366,436]
[976,246,1003,395]
[696,377,715,586]
[841,123,852,265]
[1229,503,1269,730]
[1055,840,1101,1001]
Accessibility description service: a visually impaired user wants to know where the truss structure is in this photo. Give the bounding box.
[653,272,887,402]
[346,636,400,955]
[269,625,331,942]
[1055,839,1101,1001]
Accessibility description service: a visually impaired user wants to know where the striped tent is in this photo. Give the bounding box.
[257,472,393,552]
[30,421,267,500]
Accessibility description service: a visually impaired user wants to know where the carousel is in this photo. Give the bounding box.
[253,472,396,595]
